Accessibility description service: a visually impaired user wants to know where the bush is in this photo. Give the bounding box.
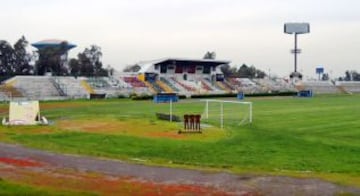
[117,94,128,99]
[245,91,297,97]
[131,94,153,100]
[190,92,297,99]
[190,93,235,99]
[130,92,297,101]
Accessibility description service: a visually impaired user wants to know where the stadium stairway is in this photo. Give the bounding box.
[81,80,95,94]
[336,85,351,94]
[223,80,235,91]
[156,80,174,93]
[160,77,180,92]
[0,80,24,99]
[200,79,213,91]
[216,81,232,93]
[144,81,159,94]
[171,78,197,93]
[50,78,66,96]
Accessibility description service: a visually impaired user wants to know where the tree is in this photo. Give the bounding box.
[342,70,360,81]
[220,64,236,77]
[352,71,360,81]
[203,51,216,59]
[345,71,351,81]
[13,36,33,75]
[0,40,16,75]
[68,58,80,77]
[123,64,141,72]
[221,63,267,79]
[322,73,329,81]
[76,45,106,77]
[255,69,266,78]
[238,64,250,78]
[0,37,34,77]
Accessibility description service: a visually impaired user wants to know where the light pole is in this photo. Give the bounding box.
[284,23,310,79]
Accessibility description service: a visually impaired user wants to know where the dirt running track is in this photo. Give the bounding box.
[0,142,359,196]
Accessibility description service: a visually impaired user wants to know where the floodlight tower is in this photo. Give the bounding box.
[284,23,310,79]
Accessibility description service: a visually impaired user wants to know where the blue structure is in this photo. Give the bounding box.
[153,93,179,103]
[237,92,245,100]
[298,90,313,97]
[32,39,77,75]
[32,39,76,50]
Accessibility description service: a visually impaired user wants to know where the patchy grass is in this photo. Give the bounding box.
[0,95,360,187]
[56,118,226,141]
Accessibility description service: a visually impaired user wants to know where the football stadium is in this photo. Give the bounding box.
[1,47,360,195]
[1,9,360,194]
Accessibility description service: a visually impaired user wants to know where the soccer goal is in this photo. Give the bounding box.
[201,99,252,129]
[154,99,252,129]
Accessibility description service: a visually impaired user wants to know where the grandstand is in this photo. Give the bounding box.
[113,72,151,95]
[1,57,360,101]
[9,76,65,100]
[1,75,360,101]
[335,81,360,94]
[301,81,342,94]
[52,77,89,98]
[136,58,230,95]
[252,78,297,93]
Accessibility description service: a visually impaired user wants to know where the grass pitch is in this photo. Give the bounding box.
[0,94,360,186]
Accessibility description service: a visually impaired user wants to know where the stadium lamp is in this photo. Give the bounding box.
[284,22,310,79]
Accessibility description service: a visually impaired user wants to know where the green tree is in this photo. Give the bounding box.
[220,64,237,77]
[255,69,266,78]
[13,36,33,75]
[345,71,351,81]
[203,51,216,59]
[77,45,106,76]
[238,64,250,78]
[0,40,16,75]
[69,58,80,77]
[322,73,329,81]
[123,64,141,72]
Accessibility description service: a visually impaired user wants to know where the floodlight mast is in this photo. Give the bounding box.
[284,23,310,76]
[294,33,298,72]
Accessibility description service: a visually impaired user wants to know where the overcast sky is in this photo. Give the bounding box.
[2,0,360,78]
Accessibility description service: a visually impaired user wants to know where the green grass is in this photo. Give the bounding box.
[1,95,360,186]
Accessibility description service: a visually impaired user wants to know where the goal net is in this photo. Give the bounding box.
[201,99,252,129]
[155,99,252,129]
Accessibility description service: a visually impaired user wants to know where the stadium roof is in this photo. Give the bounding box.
[138,58,230,73]
[31,39,76,50]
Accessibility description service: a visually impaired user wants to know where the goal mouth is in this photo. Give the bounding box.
[201,99,253,129]
[153,99,253,130]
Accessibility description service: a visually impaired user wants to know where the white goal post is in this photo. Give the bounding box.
[202,99,252,129]
[161,99,252,129]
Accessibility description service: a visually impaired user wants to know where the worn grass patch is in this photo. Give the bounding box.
[56,118,226,141]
